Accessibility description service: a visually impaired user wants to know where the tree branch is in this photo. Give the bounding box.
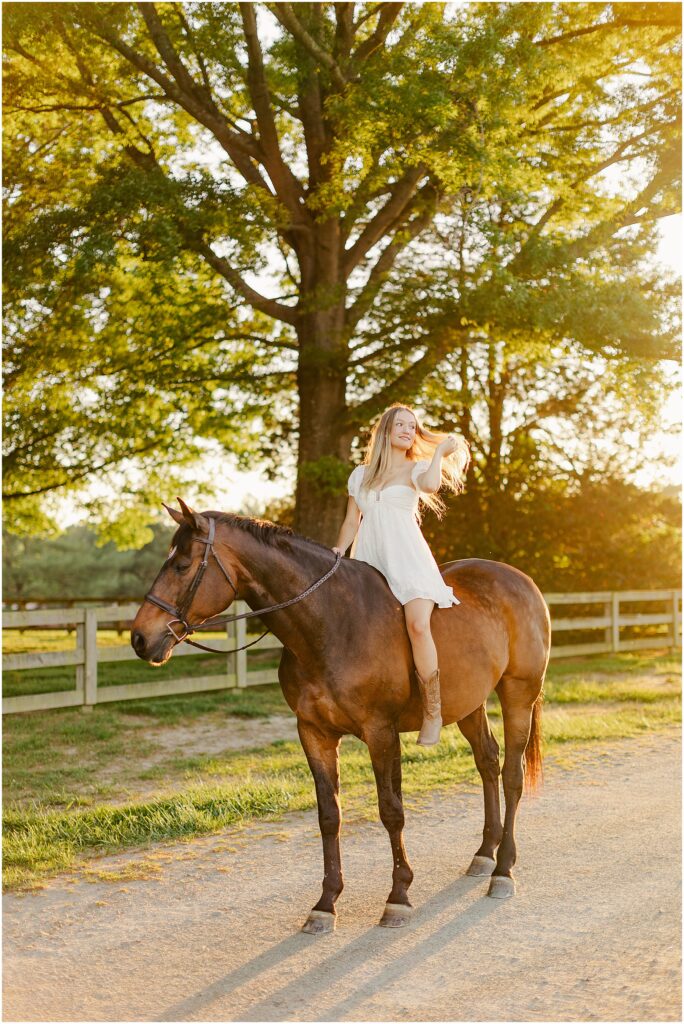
[344,326,463,427]
[536,20,626,48]
[535,12,681,49]
[165,368,296,386]
[528,88,679,135]
[173,2,215,100]
[353,4,391,33]
[618,205,680,229]
[342,164,429,274]
[345,199,437,335]
[352,3,403,63]
[89,13,274,198]
[138,2,214,106]
[529,57,647,117]
[97,105,158,171]
[511,121,678,267]
[6,94,166,114]
[339,163,395,240]
[334,3,355,61]
[563,144,682,262]
[194,241,299,325]
[4,438,171,500]
[347,333,425,366]
[238,2,311,222]
[34,28,301,332]
[269,3,349,90]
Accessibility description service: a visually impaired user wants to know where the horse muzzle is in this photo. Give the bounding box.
[131,626,177,665]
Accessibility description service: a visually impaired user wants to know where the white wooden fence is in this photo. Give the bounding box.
[2,603,281,715]
[545,589,681,658]
[3,589,681,715]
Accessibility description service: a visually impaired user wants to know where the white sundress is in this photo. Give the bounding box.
[347,460,460,608]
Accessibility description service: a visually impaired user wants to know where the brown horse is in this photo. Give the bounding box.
[131,499,550,933]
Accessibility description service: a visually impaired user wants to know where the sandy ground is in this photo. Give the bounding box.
[101,714,301,778]
[3,732,681,1023]
[143,715,300,759]
[93,715,302,805]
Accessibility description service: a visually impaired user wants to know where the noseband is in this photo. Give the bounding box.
[144,517,342,654]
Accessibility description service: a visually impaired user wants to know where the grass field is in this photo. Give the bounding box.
[3,650,680,891]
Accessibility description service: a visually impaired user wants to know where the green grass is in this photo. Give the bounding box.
[3,683,292,807]
[3,651,680,891]
[545,650,679,678]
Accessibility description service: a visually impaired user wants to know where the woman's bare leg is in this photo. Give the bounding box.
[404,598,437,680]
[404,599,442,744]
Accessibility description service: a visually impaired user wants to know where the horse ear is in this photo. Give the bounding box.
[162,502,185,526]
[176,497,209,534]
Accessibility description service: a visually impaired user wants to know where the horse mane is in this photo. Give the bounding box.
[172,511,333,558]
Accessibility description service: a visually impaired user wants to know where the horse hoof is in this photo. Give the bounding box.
[466,855,496,877]
[378,902,413,928]
[487,875,516,899]
[301,909,336,934]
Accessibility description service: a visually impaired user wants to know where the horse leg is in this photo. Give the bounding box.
[488,678,538,899]
[297,719,344,935]
[457,704,503,877]
[366,724,415,928]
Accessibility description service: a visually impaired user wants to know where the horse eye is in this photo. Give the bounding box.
[174,562,191,575]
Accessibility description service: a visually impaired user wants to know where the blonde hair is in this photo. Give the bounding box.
[361,403,470,521]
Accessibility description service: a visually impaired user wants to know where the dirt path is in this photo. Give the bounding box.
[4,732,681,1022]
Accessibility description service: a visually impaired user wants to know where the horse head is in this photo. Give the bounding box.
[130,498,241,665]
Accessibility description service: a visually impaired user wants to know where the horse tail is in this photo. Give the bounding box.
[524,693,544,793]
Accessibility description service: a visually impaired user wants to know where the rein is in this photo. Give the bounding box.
[144,517,343,655]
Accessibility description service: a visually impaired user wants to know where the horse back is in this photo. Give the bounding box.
[440,558,551,674]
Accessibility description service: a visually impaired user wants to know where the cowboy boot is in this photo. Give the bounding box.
[416,668,443,746]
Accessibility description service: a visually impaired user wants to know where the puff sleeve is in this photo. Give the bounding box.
[347,465,363,501]
[410,459,430,492]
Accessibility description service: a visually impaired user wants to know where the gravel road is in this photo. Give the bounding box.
[4,732,681,1022]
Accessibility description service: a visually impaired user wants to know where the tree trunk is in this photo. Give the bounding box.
[293,222,353,544]
[295,360,350,544]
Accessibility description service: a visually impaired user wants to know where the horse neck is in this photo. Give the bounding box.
[219,523,335,652]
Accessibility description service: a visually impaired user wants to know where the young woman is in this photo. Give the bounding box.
[333,403,470,745]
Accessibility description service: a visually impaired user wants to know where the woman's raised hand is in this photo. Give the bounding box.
[438,434,459,457]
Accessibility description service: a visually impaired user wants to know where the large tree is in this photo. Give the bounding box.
[3,1,680,543]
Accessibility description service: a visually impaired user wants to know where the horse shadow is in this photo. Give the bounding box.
[158,874,502,1021]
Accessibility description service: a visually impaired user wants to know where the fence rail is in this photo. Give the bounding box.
[3,589,680,715]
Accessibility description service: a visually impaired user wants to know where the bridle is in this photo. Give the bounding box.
[143,516,343,655]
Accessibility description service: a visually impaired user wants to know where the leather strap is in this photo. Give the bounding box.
[143,524,342,656]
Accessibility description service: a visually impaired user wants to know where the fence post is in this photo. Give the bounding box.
[236,604,248,688]
[75,621,86,708]
[226,616,237,687]
[611,593,620,653]
[673,590,681,648]
[604,599,612,652]
[82,609,98,710]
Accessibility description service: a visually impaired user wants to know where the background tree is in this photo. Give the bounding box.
[418,337,680,588]
[3,1,680,544]
[2,523,172,601]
